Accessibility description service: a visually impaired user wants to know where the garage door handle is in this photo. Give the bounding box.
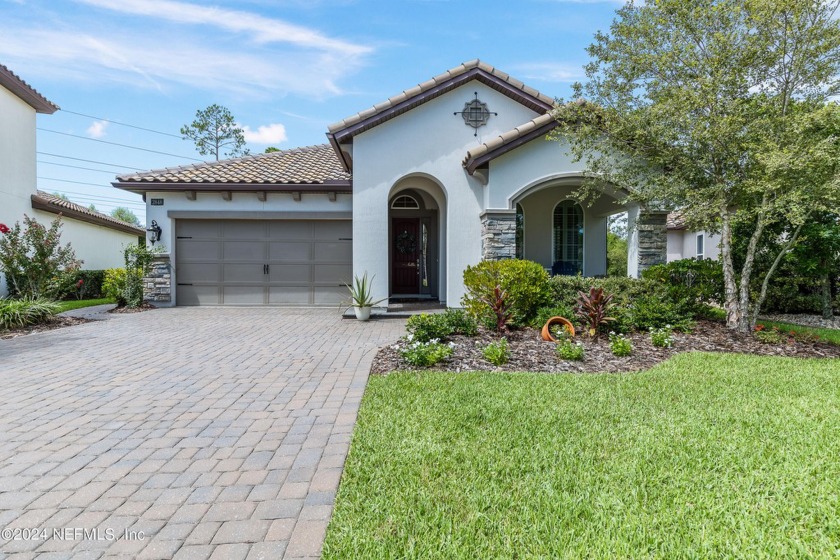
[263,264,269,275]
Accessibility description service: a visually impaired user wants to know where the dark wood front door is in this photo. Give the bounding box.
[391,218,420,294]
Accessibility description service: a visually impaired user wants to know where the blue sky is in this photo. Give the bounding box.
[1,0,624,223]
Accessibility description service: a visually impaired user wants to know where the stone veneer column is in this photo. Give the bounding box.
[143,255,172,305]
[637,212,668,273]
[480,211,516,261]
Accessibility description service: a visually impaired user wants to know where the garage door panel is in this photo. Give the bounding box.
[269,221,313,239]
[269,242,311,261]
[313,263,352,285]
[313,286,347,305]
[314,221,352,240]
[269,264,310,283]
[177,240,219,261]
[268,286,310,305]
[223,286,265,305]
[176,219,352,307]
[178,263,220,283]
[223,241,266,261]
[224,221,266,238]
[177,285,220,306]
[178,221,220,238]
[223,264,265,283]
[313,241,351,262]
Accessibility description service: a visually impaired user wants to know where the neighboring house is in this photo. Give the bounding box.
[114,60,670,308]
[666,213,721,262]
[0,63,145,296]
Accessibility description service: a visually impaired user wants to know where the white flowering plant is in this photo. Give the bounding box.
[398,335,454,367]
[608,332,633,357]
[556,339,585,361]
[650,325,674,348]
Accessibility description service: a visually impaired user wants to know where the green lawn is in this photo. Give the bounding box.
[57,298,115,312]
[324,353,840,559]
[757,319,840,346]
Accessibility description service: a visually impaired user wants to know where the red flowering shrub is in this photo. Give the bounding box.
[0,223,9,234]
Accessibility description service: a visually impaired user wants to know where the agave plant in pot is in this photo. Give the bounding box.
[343,273,387,321]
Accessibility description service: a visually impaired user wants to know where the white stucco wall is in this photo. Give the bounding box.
[667,229,721,262]
[351,82,541,306]
[0,85,38,296]
[31,210,141,270]
[144,190,352,305]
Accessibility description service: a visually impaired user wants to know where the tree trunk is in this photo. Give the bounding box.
[822,271,833,320]
[749,224,802,329]
[736,215,767,333]
[720,207,742,329]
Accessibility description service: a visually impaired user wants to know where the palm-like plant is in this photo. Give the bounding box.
[576,287,615,337]
[481,285,513,332]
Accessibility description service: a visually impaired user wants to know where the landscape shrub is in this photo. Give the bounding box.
[123,244,162,308]
[650,326,675,348]
[103,268,127,306]
[57,270,107,300]
[462,259,552,328]
[556,339,584,361]
[550,275,660,312]
[625,296,694,332]
[442,308,478,336]
[530,304,576,329]
[399,337,453,367]
[482,338,510,366]
[576,287,616,337]
[753,325,785,344]
[609,332,633,357]
[0,297,61,330]
[0,216,80,299]
[642,258,724,313]
[760,273,826,314]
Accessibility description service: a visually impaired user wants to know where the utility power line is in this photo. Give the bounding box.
[38,161,125,174]
[38,176,121,188]
[60,109,184,139]
[37,128,204,161]
[43,189,145,205]
[37,152,144,171]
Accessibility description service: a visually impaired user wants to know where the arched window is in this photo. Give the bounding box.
[553,201,583,275]
[391,195,420,209]
[515,204,524,259]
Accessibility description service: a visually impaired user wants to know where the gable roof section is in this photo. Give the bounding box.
[113,144,352,194]
[31,191,145,236]
[462,113,559,174]
[326,59,555,171]
[0,64,58,114]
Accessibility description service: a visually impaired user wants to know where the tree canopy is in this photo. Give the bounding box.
[110,207,141,227]
[180,104,248,161]
[552,0,840,331]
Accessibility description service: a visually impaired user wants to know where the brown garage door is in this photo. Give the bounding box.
[175,220,352,306]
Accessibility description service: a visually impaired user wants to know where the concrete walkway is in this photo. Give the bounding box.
[0,308,404,560]
[58,303,117,321]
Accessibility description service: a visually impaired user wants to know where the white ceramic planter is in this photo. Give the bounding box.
[354,306,372,321]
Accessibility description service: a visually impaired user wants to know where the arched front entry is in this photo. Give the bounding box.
[388,176,446,299]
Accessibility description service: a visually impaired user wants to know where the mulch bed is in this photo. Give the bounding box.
[0,316,91,340]
[371,320,840,374]
[109,303,156,313]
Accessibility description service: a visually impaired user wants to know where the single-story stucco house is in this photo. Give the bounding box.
[115,60,671,308]
[666,213,721,262]
[0,63,145,297]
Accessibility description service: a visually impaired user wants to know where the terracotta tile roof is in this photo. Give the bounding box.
[31,191,145,236]
[0,63,58,114]
[327,59,555,138]
[462,113,558,173]
[115,144,350,185]
[667,212,686,230]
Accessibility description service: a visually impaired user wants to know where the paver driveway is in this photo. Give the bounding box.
[0,308,404,560]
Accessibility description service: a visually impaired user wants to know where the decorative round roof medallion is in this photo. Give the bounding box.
[454,92,498,136]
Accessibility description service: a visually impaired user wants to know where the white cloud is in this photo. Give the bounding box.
[513,62,585,83]
[241,123,288,144]
[86,119,108,138]
[77,0,370,56]
[0,1,372,98]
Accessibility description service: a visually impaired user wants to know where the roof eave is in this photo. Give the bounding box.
[330,67,554,143]
[326,133,352,173]
[0,66,59,114]
[112,180,354,195]
[464,119,560,175]
[30,195,144,236]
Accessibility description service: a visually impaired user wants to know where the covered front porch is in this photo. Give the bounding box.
[480,179,667,277]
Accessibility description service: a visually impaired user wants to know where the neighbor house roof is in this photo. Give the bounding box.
[31,191,145,236]
[327,59,555,172]
[0,64,58,114]
[113,144,352,194]
[666,212,686,230]
[462,113,559,174]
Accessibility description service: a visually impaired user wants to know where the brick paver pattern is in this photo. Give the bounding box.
[0,308,404,560]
